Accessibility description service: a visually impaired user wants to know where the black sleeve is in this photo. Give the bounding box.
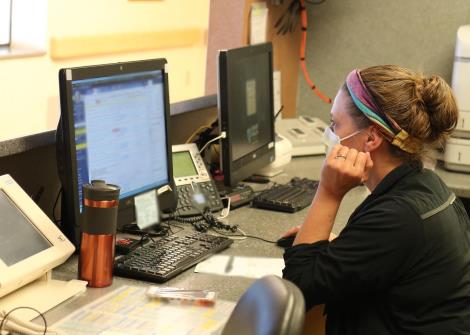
[282,198,424,309]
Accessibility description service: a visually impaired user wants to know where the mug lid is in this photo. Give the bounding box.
[83,180,120,202]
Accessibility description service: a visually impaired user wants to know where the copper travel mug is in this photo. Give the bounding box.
[79,180,120,288]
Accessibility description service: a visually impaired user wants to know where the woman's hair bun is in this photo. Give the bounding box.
[419,75,458,143]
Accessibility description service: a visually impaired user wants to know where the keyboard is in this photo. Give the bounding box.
[114,231,233,283]
[251,177,319,213]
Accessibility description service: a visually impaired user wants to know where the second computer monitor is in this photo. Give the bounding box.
[217,43,275,187]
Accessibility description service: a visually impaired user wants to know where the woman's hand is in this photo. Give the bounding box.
[281,225,301,238]
[319,144,373,200]
[282,145,371,246]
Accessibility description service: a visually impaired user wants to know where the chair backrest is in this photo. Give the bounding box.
[221,275,305,335]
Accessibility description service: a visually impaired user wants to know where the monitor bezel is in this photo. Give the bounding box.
[58,59,174,244]
[0,174,75,298]
[217,43,276,187]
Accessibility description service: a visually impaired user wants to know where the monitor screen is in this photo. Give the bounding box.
[218,43,275,187]
[71,71,168,211]
[228,54,273,162]
[59,59,173,245]
[0,190,51,267]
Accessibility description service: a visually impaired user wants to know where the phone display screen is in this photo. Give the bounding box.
[172,151,198,178]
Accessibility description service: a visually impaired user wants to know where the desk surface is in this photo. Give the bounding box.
[46,155,470,326]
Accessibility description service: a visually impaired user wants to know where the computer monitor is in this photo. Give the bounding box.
[58,59,173,245]
[217,43,275,187]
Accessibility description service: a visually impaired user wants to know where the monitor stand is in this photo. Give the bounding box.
[0,272,87,321]
[256,133,293,177]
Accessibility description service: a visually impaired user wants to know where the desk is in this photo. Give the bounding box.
[44,156,470,329]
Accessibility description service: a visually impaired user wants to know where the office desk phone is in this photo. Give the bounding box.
[172,143,223,216]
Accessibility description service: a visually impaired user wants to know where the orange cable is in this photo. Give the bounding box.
[299,0,332,104]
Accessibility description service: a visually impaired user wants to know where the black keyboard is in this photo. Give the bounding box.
[251,177,319,213]
[114,231,233,283]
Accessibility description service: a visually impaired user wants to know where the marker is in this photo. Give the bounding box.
[225,256,234,273]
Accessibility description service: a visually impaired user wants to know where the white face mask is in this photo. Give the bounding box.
[322,126,362,155]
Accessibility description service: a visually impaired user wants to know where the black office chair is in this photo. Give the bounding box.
[221,275,305,335]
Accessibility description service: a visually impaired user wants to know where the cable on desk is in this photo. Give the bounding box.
[211,227,277,244]
[168,211,208,231]
[140,233,155,244]
[166,221,186,233]
[0,306,52,335]
[199,208,238,233]
[168,206,238,234]
[210,224,247,241]
[158,216,186,236]
[118,223,170,238]
[116,220,187,250]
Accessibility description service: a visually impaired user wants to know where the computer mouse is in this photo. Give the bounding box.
[276,234,296,248]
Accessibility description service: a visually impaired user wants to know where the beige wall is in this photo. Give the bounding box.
[0,0,209,141]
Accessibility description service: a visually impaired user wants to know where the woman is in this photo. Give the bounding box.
[282,65,470,334]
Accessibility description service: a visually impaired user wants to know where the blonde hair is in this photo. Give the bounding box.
[344,65,458,159]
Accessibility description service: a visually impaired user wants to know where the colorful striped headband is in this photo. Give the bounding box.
[345,69,417,154]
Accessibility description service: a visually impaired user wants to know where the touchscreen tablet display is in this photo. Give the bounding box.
[0,190,51,266]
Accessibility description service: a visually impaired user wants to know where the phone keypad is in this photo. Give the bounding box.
[176,181,223,216]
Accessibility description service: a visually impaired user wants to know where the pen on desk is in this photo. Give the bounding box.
[225,255,234,273]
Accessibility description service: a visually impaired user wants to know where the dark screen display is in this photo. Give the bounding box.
[0,190,51,266]
[229,53,273,161]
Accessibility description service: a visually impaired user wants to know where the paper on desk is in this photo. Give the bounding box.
[194,255,285,279]
[52,285,235,335]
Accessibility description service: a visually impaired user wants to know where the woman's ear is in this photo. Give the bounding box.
[364,126,384,152]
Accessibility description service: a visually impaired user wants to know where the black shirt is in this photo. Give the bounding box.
[283,161,470,334]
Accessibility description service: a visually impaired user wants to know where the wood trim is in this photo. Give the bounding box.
[242,1,301,118]
[50,28,206,60]
[266,1,302,118]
